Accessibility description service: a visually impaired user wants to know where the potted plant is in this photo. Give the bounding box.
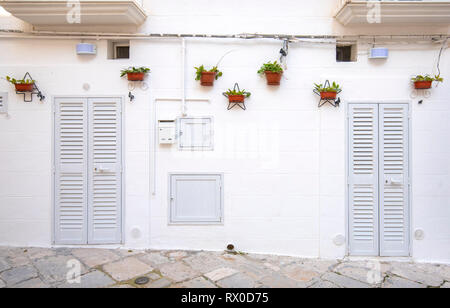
[195,65,223,86]
[120,67,150,81]
[225,88,251,103]
[6,76,35,92]
[411,74,443,89]
[314,81,342,100]
[257,61,284,85]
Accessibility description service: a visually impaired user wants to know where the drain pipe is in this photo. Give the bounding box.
[181,38,187,116]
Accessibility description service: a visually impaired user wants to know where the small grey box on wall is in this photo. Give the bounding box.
[0,92,8,114]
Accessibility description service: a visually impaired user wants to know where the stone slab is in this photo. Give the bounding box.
[205,267,238,282]
[159,262,199,283]
[0,265,38,286]
[103,257,153,282]
[72,248,121,268]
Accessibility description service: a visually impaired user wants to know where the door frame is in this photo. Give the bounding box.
[345,100,413,257]
[52,95,126,245]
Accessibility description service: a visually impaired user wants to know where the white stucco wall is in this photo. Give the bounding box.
[0,0,449,263]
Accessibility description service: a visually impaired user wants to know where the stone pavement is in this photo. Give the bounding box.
[0,246,448,288]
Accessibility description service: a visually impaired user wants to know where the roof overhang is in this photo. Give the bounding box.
[335,1,450,25]
[0,0,147,28]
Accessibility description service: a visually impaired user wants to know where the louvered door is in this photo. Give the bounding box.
[348,103,409,256]
[348,104,379,256]
[379,104,409,256]
[88,98,122,244]
[54,98,88,244]
[55,97,122,245]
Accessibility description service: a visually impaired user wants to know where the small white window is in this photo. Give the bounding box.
[178,117,214,151]
[169,173,223,224]
[0,92,8,114]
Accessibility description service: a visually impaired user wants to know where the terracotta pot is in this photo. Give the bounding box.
[228,95,245,103]
[265,71,282,85]
[414,81,432,89]
[15,83,34,92]
[200,72,216,86]
[320,92,337,100]
[127,72,145,81]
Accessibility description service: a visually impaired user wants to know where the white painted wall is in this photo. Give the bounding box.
[0,0,449,263]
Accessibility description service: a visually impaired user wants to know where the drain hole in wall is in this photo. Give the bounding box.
[131,227,142,239]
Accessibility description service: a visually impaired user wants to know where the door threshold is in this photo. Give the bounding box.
[344,256,413,263]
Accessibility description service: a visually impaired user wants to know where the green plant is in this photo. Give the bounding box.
[314,81,342,93]
[225,88,251,97]
[257,61,284,74]
[120,67,150,77]
[194,65,223,81]
[411,74,444,83]
[6,76,35,84]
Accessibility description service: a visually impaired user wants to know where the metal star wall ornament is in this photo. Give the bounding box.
[223,83,251,110]
[313,80,341,108]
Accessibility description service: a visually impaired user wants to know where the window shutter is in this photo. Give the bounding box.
[348,104,379,255]
[54,98,88,244]
[87,98,122,244]
[0,92,7,114]
[379,104,409,256]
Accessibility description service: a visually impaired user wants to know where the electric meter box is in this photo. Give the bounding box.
[158,120,176,144]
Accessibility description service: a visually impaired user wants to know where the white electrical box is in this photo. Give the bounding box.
[158,120,176,144]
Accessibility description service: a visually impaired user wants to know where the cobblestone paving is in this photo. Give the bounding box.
[0,246,448,288]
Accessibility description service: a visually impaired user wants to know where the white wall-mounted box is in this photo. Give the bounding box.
[178,117,214,151]
[158,120,176,144]
[169,173,223,224]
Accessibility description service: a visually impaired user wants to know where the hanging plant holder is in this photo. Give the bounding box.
[223,83,251,110]
[13,72,45,102]
[313,80,341,108]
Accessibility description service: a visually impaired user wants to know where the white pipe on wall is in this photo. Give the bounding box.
[151,98,210,196]
[181,39,187,117]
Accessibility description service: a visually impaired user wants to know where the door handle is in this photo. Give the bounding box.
[385,178,402,185]
[94,167,111,173]
[391,178,402,185]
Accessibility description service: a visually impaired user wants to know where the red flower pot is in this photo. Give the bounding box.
[127,72,145,81]
[320,92,337,100]
[414,81,432,89]
[15,83,34,92]
[200,72,216,86]
[265,71,282,85]
[228,95,245,103]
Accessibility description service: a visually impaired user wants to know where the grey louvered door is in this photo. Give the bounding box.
[88,98,122,244]
[55,97,122,245]
[379,104,409,256]
[348,103,409,256]
[55,98,88,244]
